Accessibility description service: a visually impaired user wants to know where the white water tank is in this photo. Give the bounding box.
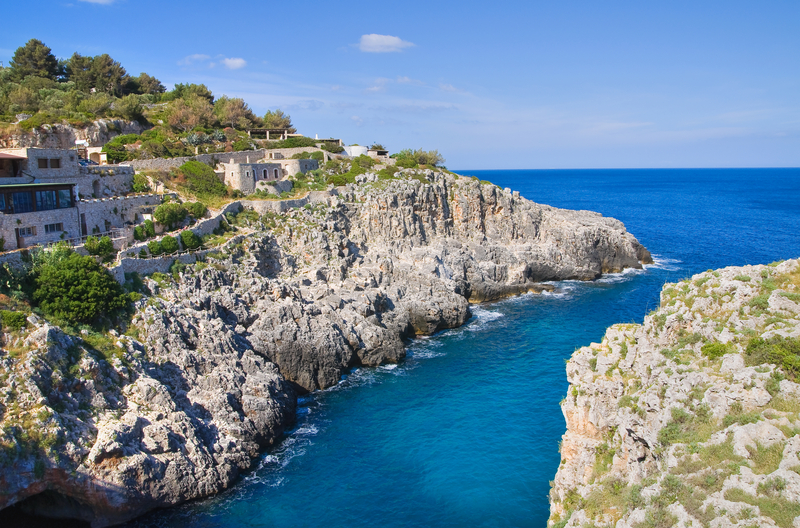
[343,145,368,157]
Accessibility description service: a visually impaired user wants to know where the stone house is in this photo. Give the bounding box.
[220,157,319,195]
[0,147,161,251]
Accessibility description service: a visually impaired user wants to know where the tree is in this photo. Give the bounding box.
[65,53,130,96]
[112,94,144,121]
[131,72,165,95]
[166,94,214,132]
[180,230,202,250]
[90,54,130,97]
[214,96,258,129]
[160,235,179,254]
[167,83,214,103]
[84,235,114,258]
[263,109,296,133]
[33,252,128,324]
[9,39,60,81]
[153,203,187,230]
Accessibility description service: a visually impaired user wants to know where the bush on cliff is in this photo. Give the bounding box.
[33,253,128,325]
[160,235,179,254]
[171,160,228,201]
[84,235,114,260]
[184,201,207,219]
[153,202,187,230]
[180,230,202,250]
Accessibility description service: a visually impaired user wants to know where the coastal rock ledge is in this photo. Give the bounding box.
[550,258,800,528]
[0,171,651,526]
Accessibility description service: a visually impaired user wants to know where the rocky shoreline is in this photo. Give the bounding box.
[0,170,651,526]
[550,259,800,528]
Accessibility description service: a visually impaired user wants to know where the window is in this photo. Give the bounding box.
[12,192,33,213]
[263,169,267,180]
[45,223,63,234]
[0,194,5,210]
[274,169,279,179]
[38,159,48,169]
[58,189,72,208]
[49,158,61,169]
[246,171,250,178]
[36,190,57,211]
[18,226,36,237]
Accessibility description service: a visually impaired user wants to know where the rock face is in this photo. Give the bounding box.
[0,119,146,149]
[550,259,800,528]
[0,170,651,526]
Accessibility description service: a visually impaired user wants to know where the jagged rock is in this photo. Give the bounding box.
[0,171,650,526]
[551,259,800,528]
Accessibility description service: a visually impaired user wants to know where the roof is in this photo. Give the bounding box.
[0,153,27,160]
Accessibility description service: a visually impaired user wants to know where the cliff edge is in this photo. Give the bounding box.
[551,259,800,528]
[0,170,651,526]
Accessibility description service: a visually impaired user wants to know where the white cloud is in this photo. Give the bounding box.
[222,57,247,70]
[178,54,211,66]
[358,34,415,53]
[439,83,458,92]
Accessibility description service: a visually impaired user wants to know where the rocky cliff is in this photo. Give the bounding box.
[550,259,800,528]
[0,119,146,149]
[0,170,651,526]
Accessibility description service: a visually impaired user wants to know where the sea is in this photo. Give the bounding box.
[126,168,800,528]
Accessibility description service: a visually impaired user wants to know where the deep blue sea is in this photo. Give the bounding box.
[127,168,800,528]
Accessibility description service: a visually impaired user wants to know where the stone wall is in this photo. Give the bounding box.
[221,162,283,194]
[79,194,163,235]
[0,207,82,251]
[127,147,327,172]
[240,190,335,214]
[1,147,81,180]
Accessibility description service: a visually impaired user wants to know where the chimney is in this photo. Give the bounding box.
[246,156,250,163]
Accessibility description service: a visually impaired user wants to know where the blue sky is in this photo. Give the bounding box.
[3,0,799,169]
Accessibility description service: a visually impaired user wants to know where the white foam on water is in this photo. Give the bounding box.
[466,306,504,332]
[379,363,398,370]
[647,255,682,271]
[294,424,319,436]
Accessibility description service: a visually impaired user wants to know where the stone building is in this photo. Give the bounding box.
[0,147,159,251]
[220,157,319,195]
[0,147,134,198]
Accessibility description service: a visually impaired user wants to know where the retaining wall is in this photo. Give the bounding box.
[128,147,328,172]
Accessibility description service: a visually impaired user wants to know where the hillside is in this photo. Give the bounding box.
[551,260,800,528]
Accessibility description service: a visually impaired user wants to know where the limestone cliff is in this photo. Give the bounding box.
[0,119,146,149]
[0,170,651,526]
[550,259,800,528]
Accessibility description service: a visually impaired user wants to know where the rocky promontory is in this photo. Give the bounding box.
[550,259,800,528]
[0,171,651,526]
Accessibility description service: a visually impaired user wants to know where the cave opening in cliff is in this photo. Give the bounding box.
[0,490,92,528]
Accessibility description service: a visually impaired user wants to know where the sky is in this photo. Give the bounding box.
[2,0,799,169]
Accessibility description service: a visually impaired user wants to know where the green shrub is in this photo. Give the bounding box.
[160,235,179,254]
[321,142,345,153]
[173,160,228,198]
[749,293,771,311]
[144,219,155,238]
[153,202,187,230]
[184,201,207,218]
[734,275,751,282]
[179,230,202,250]
[131,173,150,193]
[83,235,114,258]
[0,310,27,332]
[701,342,733,359]
[147,240,163,255]
[133,226,145,241]
[745,336,800,378]
[33,253,128,324]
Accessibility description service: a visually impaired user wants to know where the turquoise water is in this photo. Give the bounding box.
[128,168,800,528]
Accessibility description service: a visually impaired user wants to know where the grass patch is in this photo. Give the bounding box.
[746,441,785,474]
[725,487,800,528]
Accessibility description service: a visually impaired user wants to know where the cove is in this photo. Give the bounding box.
[126,168,800,528]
